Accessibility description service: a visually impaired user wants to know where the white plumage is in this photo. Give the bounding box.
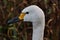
[21,5,45,40]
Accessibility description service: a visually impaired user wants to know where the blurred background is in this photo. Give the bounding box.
[0,0,60,40]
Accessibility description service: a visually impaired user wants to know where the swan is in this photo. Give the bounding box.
[8,5,45,40]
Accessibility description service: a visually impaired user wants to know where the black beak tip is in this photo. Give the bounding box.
[7,17,20,24]
[7,20,12,24]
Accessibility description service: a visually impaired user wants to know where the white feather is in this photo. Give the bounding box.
[22,5,45,40]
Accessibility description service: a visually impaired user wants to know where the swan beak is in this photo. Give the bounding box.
[7,13,26,24]
[19,13,26,20]
[7,17,20,24]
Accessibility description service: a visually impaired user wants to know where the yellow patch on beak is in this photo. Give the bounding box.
[19,13,26,20]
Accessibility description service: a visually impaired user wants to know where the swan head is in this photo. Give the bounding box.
[7,5,45,25]
[7,5,45,40]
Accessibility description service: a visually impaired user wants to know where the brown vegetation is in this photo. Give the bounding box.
[0,0,60,40]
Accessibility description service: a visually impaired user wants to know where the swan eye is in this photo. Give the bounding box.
[26,12,29,14]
